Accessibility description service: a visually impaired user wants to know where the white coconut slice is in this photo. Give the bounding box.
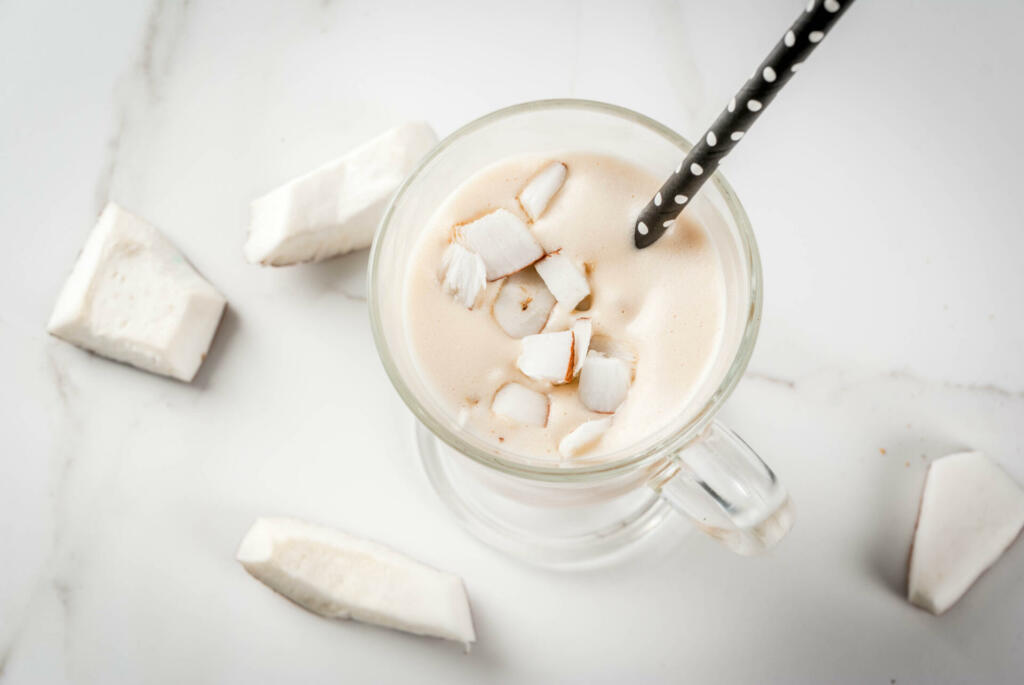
[457,209,545,281]
[517,161,567,222]
[47,203,226,382]
[237,517,475,647]
[440,243,486,309]
[517,330,575,384]
[492,269,555,338]
[245,122,438,265]
[491,382,549,426]
[534,251,590,309]
[907,451,1024,615]
[571,318,592,377]
[558,418,612,458]
[578,350,631,413]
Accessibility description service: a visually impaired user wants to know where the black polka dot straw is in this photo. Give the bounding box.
[634,0,855,248]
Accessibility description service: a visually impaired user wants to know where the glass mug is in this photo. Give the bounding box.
[369,100,793,566]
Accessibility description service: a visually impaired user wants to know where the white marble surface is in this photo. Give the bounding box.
[2,0,1023,682]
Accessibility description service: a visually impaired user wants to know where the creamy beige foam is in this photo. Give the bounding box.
[404,152,726,462]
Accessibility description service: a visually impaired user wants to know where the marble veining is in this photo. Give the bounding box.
[2,1,1024,683]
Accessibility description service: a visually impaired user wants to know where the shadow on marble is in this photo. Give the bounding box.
[191,305,240,390]
[279,249,371,302]
[862,434,972,600]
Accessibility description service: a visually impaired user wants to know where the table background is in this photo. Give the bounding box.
[2,1,1023,682]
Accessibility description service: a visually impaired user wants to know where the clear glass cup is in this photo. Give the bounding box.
[369,100,793,567]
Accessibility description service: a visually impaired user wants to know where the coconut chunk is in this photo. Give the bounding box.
[492,269,555,338]
[457,209,544,281]
[245,122,438,265]
[534,251,590,309]
[440,243,486,309]
[571,318,592,377]
[578,350,631,413]
[237,517,475,646]
[558,418,612,458]
[517,330,575,384]
[491,382,549,426]
[517,161,567,222]
[907,451,1024,615]
[47,203,226,382]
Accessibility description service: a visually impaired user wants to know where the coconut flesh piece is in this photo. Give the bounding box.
[237,517,475,647]
[491,382,549,427]
[440,243,486,309]
[517,330,575,385]
[457,208,545,281]
[47,203,226,382]
[517,161,567,222]
[571,318,592,377]
[245,121,438,265]
[558,418,612,458]
[535,251,590,310]
[492,268,555,338]
[907,451,1024,615]
[578,350,631,413]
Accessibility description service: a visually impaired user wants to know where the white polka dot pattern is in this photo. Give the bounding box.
[634,0,856,248]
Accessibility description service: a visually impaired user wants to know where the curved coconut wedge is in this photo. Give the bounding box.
[47,203,226,382]
[558,418,612,458]
[907,451,1024,615]
[571,318,592,377]
[440,243,486,309]
[535,251,590,310]
[492,382,549,426]
[245,122,438,265]
[237,517,475,647]
[517,161,567,222]
[517,330,575,384]
[492,269,555,338]
[457,208,544,281]
[578,350,631,413]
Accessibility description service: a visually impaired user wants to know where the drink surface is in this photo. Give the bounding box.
[404,152,727,462]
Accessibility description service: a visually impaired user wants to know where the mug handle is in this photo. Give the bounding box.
[647,421,794,555]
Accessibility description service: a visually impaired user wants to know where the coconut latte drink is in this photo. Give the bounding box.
[404,152,728,462]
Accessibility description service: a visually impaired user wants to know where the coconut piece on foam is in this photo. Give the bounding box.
[456,209,544,281]
[578,350,631,413]
[492,269,555,338]
[47,203,226,382]
[517,330,576,384]
[491,382,549,426]
[571,318,592,377]
[535,251,590,309]
[237,517,475,647]
[517,161,567,222]
[440,243,486,309]
[907,451,1024,615]
[558,418,612,458]
[245,122,437,266]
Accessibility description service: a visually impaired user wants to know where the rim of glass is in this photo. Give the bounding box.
[368,99,762,482]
